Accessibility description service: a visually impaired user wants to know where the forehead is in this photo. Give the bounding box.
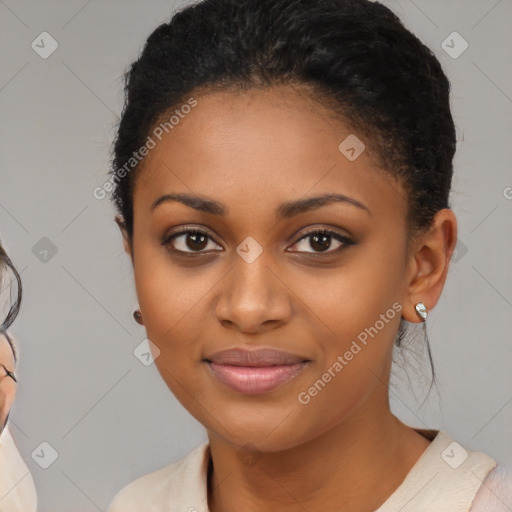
[133,85,406,220]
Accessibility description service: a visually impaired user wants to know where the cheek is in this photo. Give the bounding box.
[296,304,399,411]
[132,245,217,380]
[287,248,404,346]
[287,246,403,420]
[0,380,16,421]
[133,239,207,331]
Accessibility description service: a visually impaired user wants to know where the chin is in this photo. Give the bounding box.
[204,406,314,453]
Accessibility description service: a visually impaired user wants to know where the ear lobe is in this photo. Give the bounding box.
[115,214,132,257]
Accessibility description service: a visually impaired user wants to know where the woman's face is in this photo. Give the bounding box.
[125,85,417,451]
[0,335,16,431]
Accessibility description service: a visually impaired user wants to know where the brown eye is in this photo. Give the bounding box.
[164,229,222,254]
[289,229,354,254]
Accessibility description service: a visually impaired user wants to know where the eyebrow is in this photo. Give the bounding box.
[150,192,371,218]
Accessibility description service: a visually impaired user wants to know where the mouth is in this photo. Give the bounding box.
[204,347,311,395]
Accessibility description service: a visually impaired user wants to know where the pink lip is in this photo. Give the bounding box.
[204,347,310,395]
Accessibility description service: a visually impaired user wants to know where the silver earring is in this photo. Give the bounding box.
[415,302,428,321]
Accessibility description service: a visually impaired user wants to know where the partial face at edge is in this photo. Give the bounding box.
[0,335,16,431]
[124,85,416,451]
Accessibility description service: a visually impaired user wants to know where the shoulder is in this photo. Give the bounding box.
[0,426,38,512]
[470,464,512,511]
[419,430,498,502]
[107,442,210,512]
[377,429,498,512]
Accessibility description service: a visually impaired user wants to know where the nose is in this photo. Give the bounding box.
[215,249,292,334]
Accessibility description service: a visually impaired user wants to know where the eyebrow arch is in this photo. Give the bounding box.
[151,192,371,218]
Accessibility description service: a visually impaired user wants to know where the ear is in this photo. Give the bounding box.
[403,208,458,323]
[115,214,133,260]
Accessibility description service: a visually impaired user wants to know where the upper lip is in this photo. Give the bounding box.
[204,347,310,366]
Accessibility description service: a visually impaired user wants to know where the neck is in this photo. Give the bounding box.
[207,390,431,512]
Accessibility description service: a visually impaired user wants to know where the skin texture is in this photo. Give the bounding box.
[0,334,16,432]
[117,84,457,511]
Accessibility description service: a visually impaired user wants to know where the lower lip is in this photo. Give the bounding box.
[206,362,308,395]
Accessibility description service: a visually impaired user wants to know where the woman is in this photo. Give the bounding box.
[106,0,510,509]
[0,241,37,511]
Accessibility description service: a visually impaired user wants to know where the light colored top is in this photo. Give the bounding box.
[108,427,505,511]
[471,463,512,511]
[0,424,37,512]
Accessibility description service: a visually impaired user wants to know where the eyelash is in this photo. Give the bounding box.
[162,226,355,256]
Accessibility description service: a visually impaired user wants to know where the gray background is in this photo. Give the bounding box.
[0,0,511,510]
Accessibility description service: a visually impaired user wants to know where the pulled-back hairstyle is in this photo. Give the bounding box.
[109,0,457,399]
